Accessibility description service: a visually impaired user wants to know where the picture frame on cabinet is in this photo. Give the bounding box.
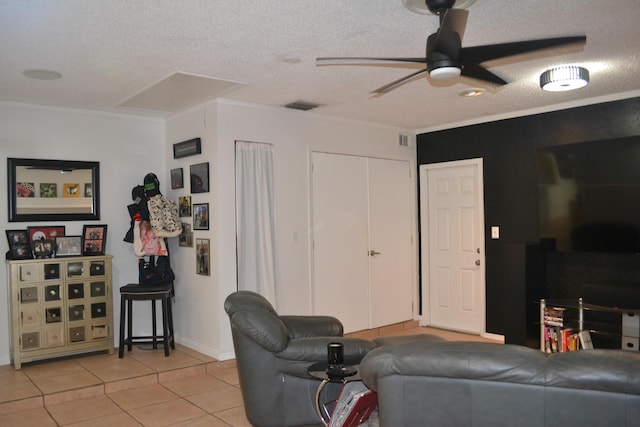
[55,236,83,257]
[27,226,65,243]
[32,239,55,259]
[6,230,32,260]
[82,224,107,255]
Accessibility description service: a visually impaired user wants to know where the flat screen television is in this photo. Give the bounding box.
[537,136,640,253]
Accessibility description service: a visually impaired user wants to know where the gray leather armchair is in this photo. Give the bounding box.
[224,290,376,427]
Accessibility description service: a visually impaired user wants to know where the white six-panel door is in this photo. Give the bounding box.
[312,153,414,333]
[420,159,485,335]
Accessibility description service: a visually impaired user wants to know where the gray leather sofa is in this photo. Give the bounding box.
[360,340,640,427]
[224,290,376,427]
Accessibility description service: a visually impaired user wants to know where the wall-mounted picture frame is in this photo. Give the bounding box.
[82,224,107,255]
[6,229,33,259]
[173,138,201,159]
[190,162,209,193]
[27,226,66,243]
[7,158,100,222]
[55,235,83,257]
[196,238,210,275]
[179,223,193,247]
[171,168,184,189]
[179,196,192,217]
[193,203,209,230]
[32,240,55,259]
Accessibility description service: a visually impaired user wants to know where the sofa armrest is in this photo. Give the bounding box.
[275,336,377,378]
[277,336,376,363]
[280,315,343,339]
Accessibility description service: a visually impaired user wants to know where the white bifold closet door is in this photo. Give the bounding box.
[311,152,413,333]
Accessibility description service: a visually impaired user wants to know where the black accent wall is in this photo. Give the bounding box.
[417,96,640,346]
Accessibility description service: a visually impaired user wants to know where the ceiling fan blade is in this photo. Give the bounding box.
[317,57,427,66]
[460,36,586,64]
[461,62,508,85]
[371,68,429,94]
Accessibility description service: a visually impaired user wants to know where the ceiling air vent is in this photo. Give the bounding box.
[285,101,320,111]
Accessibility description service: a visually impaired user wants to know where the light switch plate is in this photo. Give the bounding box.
[491,226,500,239]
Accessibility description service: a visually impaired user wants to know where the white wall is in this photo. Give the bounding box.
[166,99,416,360]
[0,102,164,366]
[0,99,416,366]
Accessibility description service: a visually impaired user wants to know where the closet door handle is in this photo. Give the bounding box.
[369,250,381,256]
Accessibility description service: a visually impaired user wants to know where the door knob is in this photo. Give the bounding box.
[475,259,481,266]
[369,250,381,256]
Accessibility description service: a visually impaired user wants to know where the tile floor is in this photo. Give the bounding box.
[0,323,497,426]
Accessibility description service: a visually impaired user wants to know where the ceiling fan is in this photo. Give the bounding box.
[316,0,586,94]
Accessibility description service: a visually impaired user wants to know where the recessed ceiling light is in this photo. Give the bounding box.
[540,66,589,92]
[402,0,476,14]
[459,88,485,97]
[23,69,62,80]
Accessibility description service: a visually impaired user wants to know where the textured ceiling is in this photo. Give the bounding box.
[1,0,639,131]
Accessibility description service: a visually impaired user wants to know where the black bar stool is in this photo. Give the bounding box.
[119,282,175,357]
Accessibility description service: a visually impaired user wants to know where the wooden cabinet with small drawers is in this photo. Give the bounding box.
[7,255,114,369]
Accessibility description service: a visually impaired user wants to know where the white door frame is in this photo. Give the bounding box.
[419,158,486,335]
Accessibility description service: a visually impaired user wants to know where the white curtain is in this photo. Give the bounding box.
[235,141,277,305]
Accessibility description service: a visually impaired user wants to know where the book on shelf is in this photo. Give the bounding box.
[544,326,579,353]
[578,330,594,349]
[543,306,567,327]
[329,381,377,427]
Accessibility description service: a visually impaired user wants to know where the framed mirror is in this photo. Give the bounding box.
[8,158,100,222]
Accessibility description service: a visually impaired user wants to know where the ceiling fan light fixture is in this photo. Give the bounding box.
[540,66,589,92]
[430,66,461,80]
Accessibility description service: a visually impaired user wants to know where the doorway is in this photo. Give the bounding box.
[419,158,486,334]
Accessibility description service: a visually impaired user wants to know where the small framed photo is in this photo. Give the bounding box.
[32,240,55,259]
[173,138,201,159]
[179,223,193,247]
[193,203,209,230]
[179,196,192,217]
[63,183,80,197]
[82,225,107,256]
[196,238,210,275]
[17,182,35,197]
[39,183,58,198]
[55,236,83,257]
[6,230,32,260]
[190,162,209,193]
[27,226,66,243]
[171,168,184,189]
